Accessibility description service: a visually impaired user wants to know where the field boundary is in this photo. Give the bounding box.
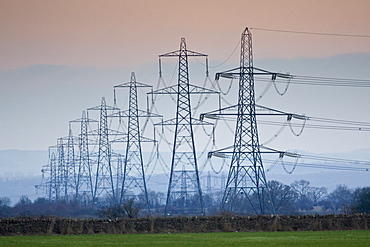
[0,214,369,236]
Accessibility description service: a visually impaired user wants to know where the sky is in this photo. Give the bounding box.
[2,0,370,69]
[1,0,370,155]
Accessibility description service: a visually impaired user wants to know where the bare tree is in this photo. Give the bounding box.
[268,180,297,214]
[291,179,311,198]
[327,184,354,212]
[309,187,327,206]
[123,198,141,218]
[0,197,11,207]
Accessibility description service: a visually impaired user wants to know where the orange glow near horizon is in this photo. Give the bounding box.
[1,0,370,69]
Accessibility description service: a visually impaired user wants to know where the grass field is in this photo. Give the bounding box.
[1,230,369,247]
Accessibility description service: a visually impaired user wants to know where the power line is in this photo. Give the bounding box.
[264,152,370,173]
[265,159,370,172]
[257,76,370,88]
[210,39,241,68]
[250,27,370,38]
[258,119,370,132]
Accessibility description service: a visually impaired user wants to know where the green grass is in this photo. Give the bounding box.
[1,230,369,247]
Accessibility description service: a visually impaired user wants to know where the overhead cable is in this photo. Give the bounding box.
[250,27,370,38]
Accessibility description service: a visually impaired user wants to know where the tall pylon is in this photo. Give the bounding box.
[205,28,275,214]
[150,38,218,215]
[113,72,160,209]
[224,27,268,214]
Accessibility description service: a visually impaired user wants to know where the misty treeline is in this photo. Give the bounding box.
[1,179,369,218]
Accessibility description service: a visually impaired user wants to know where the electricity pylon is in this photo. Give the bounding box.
[88,97,118,204]
[70,111,97,203]
[64,127,77,200]
[56,137,66,200]
[204,27,283,214]
[113,72,160,210]
[149,38,218,216]
[40,151,57,201]
[54,132,76,201]
[42,136,72,201]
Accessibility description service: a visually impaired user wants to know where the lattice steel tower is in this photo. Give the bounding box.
[45,151,58,201]
[113,72,159,209]
[56,137,66,200]
[207,28,272,214]
[150,38,217,215]
[71,111,96,203]
[64,127,77,200]
[88,97,116,204]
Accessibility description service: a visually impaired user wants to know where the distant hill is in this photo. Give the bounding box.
[0,175,42,205]
[0,150,48,177]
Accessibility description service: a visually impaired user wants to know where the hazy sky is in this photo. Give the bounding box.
[1,0,370,70]
[1,0,370,154]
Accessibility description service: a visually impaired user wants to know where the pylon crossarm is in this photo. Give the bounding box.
[188,84,219,94]
[215,67,240,80]
[114,81,152,88]
[149,85,178,94]
[191,118,214,125]
[70,117,98,123]
[108,109,162,118]
[87,105,120,111]
[58,135,79,145]
[210,150,282,157]
[137,136,157,143]
[216,67,292,80]
[87,128,125,136]
[200,104,290,121]
[215,67,275,79]
[160,49,207,58]
[255,104,291,115]
[200,105,238,120]
[253,67,294,79]
[86,129,99,136]
[110,134,155,144]
[207,145,234,158]
[149,84,218,95]
[154,117,213,126]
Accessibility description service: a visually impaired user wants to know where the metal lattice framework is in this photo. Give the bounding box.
[64,127,77,200]
[224,27,268,214]
[72,111,96,203]
[57,137,66,200]
[46,152,58,201]
[113,72,160,209]
[205,28,275,214]
[88,97,117,203]
[149,38,218,215]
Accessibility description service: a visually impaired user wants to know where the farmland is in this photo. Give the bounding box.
[0,230,369,247]
[0,214,369,236]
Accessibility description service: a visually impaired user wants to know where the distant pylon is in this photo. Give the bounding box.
[113,72,160,210]
[46,151,58,201]
[114,72,151,206]
[71,111,96,203]
[149,38,218,216]
[88,97,117,204]
[64,126,77,200]
[56,137,65,200]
